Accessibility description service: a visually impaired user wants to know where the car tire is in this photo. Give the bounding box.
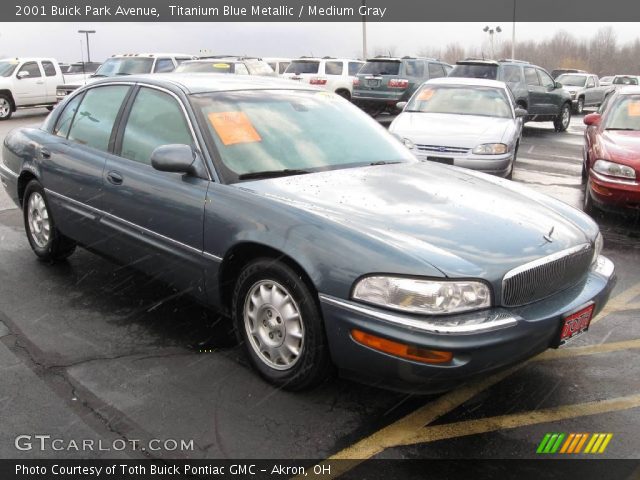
[232,258,332,390]
[23,180,76,261]
[0,94,13,120]
[506,142,518,180]
[574,98,584,114]
[554,103,571,132]
[335,89,351,101]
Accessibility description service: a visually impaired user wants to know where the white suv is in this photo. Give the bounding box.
[282,57,365,99]
[56,53,196,101]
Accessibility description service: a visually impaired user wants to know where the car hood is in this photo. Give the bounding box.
[235,162,594,280]
[390,113,513,148]
[563,86,583,94]
[600,130,640,166]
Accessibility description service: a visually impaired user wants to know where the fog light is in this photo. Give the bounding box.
[351,329,453,364]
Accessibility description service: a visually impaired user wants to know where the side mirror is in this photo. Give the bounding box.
[17,70,30,79]
[150,144,205,177]
[554,81,563,89]
[515,107,528,118]
[583,113,601,126]
[395,101,407,112]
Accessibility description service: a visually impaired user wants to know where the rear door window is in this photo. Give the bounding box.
[42,61,57,77]
[348,62,363,76]
[428,63,446,79]
[324,61,343,75]
[524,67,540,86]
[404,60,424,78]
[120,87,192,165]
[278,62,290,74]
[67,85,130,152]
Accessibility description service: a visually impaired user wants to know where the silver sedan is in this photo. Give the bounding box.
[389,77,526,179]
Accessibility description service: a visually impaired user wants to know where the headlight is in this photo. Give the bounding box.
[570,91,577,99]
[352,276,491,315]
[56,90,66,96]
[472,143,508,155]
[593,159,636,179]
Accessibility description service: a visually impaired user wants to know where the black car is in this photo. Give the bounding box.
[449,59,573,132]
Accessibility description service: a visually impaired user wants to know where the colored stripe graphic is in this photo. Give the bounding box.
[538,433,613,454]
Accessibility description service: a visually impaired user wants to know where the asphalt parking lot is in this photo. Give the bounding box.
[0,108,638,470]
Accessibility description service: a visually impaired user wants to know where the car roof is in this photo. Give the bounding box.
[426,77,509,89]
[0,57,58,62]
[89,73,318,94]
[456,59,500,66]
[291,57,363,62]
[110,53,195,58]
[365,56,439,62]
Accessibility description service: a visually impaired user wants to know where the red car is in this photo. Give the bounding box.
[583,87,640,214]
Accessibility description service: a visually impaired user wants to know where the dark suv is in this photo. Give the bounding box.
[352,56,450,115]
[449,59,573,132]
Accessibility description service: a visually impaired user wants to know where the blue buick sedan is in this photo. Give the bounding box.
[0,75,615,392]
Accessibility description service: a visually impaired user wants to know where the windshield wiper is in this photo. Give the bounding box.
[116,72,132,76]
[91,74,107,77]
[369,161,401,166]
[605,127,638,131]
[238,169,312,180]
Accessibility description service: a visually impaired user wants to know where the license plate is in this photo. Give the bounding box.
[366,79,381,87]
[559,303,595,345]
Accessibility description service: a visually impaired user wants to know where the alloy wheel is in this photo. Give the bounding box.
[27,192,51,248]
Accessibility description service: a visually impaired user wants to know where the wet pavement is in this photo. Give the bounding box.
[0,109,638,468]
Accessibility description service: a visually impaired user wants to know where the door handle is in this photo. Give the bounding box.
[36,81,44,85]
[40,148,51,159]
[106,170,123,185]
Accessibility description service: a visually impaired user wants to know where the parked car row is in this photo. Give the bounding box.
[0,73,616,393]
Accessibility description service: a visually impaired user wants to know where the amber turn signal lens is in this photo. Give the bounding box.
[351,329,453,364]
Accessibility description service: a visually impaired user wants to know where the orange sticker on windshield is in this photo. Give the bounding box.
[208,111,262,146]
[628,101,640,116]
[417,89,434,101]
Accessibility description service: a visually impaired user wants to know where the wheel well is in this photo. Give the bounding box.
[17,171,37,207]
[0,89,16,111]
[218,242,318,313]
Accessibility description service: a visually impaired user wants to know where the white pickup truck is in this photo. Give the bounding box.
[0,57,64,120]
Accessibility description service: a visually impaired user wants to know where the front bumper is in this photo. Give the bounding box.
[319,256,616,393]
[412,150,514,178]
[589,172,640,211]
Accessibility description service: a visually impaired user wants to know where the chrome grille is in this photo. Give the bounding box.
[415,144,471,155]
[502,243,594,307]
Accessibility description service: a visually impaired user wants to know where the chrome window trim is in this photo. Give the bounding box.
[56,80,216,182]
[45,188,223,263]
[503,243,592,284]
[319,294,517,335]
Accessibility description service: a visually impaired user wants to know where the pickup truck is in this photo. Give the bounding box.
[56,53,197,102]
[0,57,64,120]
[556,73,613,114]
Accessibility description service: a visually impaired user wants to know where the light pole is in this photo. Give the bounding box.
[361,0,368,59]
[78,30,96,62]
[483,25,502,59]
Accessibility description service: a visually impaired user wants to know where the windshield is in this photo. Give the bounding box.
[406,84,512,118]
[557,74,587,87]
[448,64,498,80]
[613,76,639,86]
[94,57,154,76]
[359,61,400,76]
[284,61,319,74]
[0,61,19,77]
[175,61,235,73]
[600,76,613,83]
[191,90,414,182]
[604,95,640,131]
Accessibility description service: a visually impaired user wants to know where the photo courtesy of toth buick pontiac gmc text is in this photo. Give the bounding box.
[0,74,616,392]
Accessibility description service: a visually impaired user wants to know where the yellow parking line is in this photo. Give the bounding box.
[311,285,640,478]
[593,282,640,324]
[400,393,640,446]
[535,338,640,360]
